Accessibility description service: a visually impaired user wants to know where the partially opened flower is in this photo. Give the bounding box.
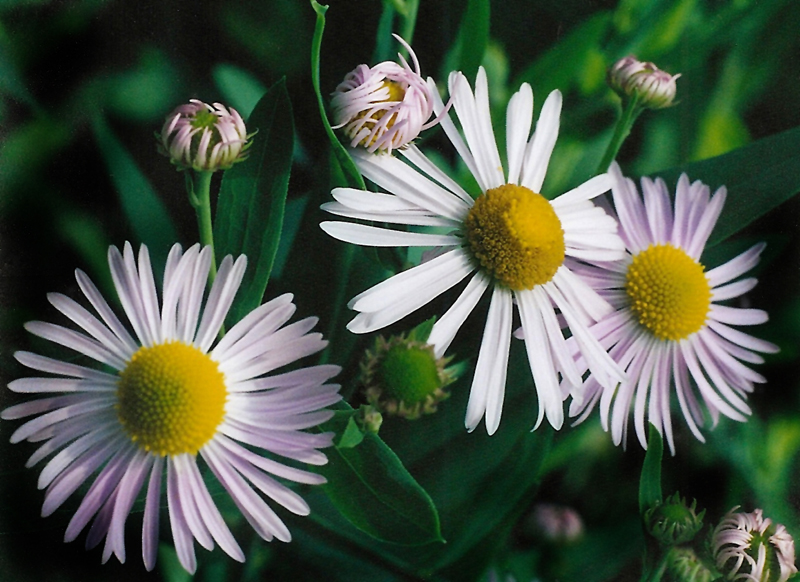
[2,242,341,573]
[159,100,251,171]
[569,164,778,453]
[322,68,626,434]
[330,34,438,154]
[712,507,797,582]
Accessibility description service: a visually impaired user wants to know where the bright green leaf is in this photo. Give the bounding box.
[441,0,490,81]
[215,78,293,326]
[639,424,663,515]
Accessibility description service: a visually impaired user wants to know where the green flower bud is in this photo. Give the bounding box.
[644,492,705,546]
[360,333,458,420]
[665,547,715,582]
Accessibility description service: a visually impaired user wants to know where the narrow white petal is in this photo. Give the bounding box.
[552,173,613,206]
[400,145,475,205]
[520,90,562,193]
[322,201,462,227]
[428,272,491,357]
[352,149,470,220]
[506,83,534,185]
[167,457,198,574]
[320,221,462,247]
[349,249,473,313]
[75,269,139,355]
[25,321,126,370]
[195,255,247,351]
[517,288,564,430]
[431,74,483,185]
[686,186,726,259]
[465,286,512,434]
[706,319,778,354]
[107,451,152,563]
[641,177,674,244]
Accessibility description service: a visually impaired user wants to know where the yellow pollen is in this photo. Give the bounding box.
[625,244,712,341]
[116,341,227,456]
[465,184,565,290]
[354,81,406,147]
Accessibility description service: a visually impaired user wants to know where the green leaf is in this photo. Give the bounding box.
[317,404,443,546]
[91,115,178,270]
[214,78,293,326]
[639,424,663,515]
[309,0,366,190]
[656,125,800,246]
[441,0,490,80]
[338,417,366,449]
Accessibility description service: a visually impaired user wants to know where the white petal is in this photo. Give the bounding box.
[552,173,613,207]
[520,90,562,193]
[506,83,534,185]
[320,221,462,247]
[465,286,512,434]
[349,249,473,313]
[428,271,491,357]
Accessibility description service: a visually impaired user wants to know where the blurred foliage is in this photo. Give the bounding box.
[1,0,799,581]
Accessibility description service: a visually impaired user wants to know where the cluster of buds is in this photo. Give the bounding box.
[711,507,797,582]
[331,35,438,154]
[607,56,680,109]
[158,99,251,172]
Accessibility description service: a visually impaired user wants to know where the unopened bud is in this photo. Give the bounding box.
[608,56,680,109]
[158,100,251,171]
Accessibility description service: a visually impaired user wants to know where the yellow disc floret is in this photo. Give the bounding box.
[625,244,712,341]
[465,184,565,290]
[355,81,406,148]
[116,341,227,456]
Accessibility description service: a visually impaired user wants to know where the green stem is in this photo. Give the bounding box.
[596,94,642,175]
[189,170,218,285]
[399,0,420,46]
[639,546,673,582]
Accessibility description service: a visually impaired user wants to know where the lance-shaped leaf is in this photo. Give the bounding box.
[316,404,443,546]
[214,78,293,326]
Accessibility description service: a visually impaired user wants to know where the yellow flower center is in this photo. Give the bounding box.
[354,81,406,147]
[465,184,565,290]
[625,244,712,341]
[116,341,227,456]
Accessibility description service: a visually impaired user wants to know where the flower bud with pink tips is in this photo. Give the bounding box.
[159,99,252,172]
[331,35,438,154]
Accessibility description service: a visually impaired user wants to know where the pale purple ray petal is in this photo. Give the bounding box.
[194,255,247,352]
[24,321,127,370]
[142,456,164,571]
[75,269,138,354]
[167,457,198,574]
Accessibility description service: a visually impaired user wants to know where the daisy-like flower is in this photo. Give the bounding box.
[712,507,797,582]
[159,100,251,171]
[569,164,778,453]
[2,242,341,573]
[321,68,626,434]
[330,34,438,154]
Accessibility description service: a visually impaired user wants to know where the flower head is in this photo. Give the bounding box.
[569,164,778,453]
[321,68,627,434]
[2,242,341,573]
[608,56,680,109]
[667,547,715,582]
[712,507,797,582]
[330,35,438,154]
[159,100,251,171]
